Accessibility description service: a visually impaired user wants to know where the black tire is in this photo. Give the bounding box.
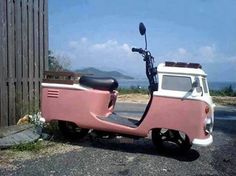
[58,121,89,140]
[152,128,192,153]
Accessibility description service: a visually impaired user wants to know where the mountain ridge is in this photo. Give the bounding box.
[75,67,134,79]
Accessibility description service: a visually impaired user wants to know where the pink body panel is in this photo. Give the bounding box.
[139,97,208,141]
[41,88,116,127]
[41,87,209,141]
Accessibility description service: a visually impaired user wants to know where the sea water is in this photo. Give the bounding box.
[117,78,236,91]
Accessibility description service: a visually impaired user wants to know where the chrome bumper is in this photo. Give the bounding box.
[192,135,213,147]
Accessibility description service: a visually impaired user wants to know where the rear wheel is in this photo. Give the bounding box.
[152,128,192,153]
[58,121,89,140]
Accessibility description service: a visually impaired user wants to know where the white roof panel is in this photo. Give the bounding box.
[157,63,207,76]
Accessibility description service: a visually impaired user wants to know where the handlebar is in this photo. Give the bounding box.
[132,47,158,93]
[132,47,145,54]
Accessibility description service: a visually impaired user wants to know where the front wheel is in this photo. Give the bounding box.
[152,128,192,153]
[58,121,89,140]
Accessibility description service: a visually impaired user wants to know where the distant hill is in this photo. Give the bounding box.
[75,67,134,79]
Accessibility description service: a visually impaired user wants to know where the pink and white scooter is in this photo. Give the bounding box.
[41,23,214,152]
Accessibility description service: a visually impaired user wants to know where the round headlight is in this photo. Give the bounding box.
[205,117,213,133]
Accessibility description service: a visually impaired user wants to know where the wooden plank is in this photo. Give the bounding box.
[4,82,9,126]
[0,124,34,138]
[7,0,14,80]
[43,0,48,71]
[21,0,28,114]
[34,78,40,112]
[44,71,81,78]
[37,0,44,110]
[0,124,40,149]
[0,0,9,126]
[39,0,44,81]
[12,0,17,124]
[0,0,3,126]
[8,83,16,125]
[0,0,3,84]
[15,0,22,80]
[33,0,39,107]
[33,0,39,78]
[42,79,76,85]
[28,0,34,112]
[0,87,2,127]
[7,0,16,125]
[15,0,23,120]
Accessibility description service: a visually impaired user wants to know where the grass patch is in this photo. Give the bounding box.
[118,87,148,95]
[11,140,44,152]
[210,85,236,97]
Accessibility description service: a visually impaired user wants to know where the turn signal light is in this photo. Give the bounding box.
[205,106,210,114]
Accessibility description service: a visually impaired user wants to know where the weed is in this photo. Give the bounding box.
[11,140,44,152]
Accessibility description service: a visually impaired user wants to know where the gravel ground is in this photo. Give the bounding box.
[0,104,236,176]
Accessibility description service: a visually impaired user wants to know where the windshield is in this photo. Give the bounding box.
[162,75,192,92]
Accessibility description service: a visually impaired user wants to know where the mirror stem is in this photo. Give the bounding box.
[144,33,147,50]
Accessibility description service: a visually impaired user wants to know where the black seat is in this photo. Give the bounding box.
[79,76,118,91]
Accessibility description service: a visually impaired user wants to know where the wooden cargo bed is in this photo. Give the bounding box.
[43,71,87,84]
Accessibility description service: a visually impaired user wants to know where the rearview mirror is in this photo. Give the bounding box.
[192,80,199,88]
[139,22,146,36]
[192,78,203,96]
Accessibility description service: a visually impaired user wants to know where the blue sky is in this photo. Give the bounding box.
[49,0,236,81]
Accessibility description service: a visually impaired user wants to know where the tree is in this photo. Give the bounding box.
[222,85,234,96]
[48,50,71,71]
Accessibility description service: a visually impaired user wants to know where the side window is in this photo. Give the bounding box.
[202,78,208,93]
[162,75,192,91]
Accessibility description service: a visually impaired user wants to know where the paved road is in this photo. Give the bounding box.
[115,102,236,120]
[0,103,236,176]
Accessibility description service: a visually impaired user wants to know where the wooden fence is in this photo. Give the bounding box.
[0,0,48,127]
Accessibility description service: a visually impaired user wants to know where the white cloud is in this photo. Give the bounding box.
[60,37,144,76]
[68,41,79,48]
[178,48,188,56]
[164,47,192,62]
[55,39,236,80]
[81,37,87,43]
[93,40,118,50]
[162,44,218,63]
[198,45,215,61]
[226,55,236,63]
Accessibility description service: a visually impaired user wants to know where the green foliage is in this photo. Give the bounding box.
[48,50,71,71]
[15,91,40,117]
[210,85,236,97]
[11,141,44,152]
[118,86,148,94]
[48,50,63,71]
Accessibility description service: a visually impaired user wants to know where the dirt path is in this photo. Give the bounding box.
[117,94,149,104]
